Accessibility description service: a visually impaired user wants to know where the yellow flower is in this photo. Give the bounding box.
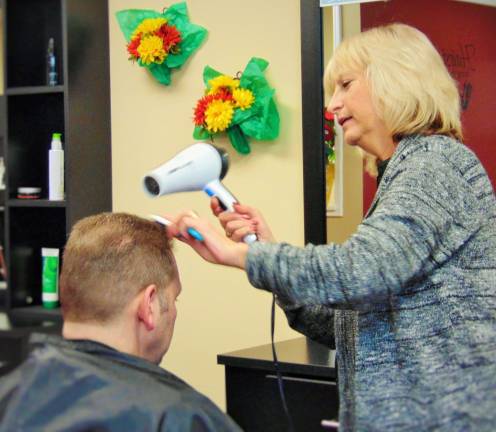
[207,75,239,95]
[132,17,167,39]
[138,35,167,65]
[205,99,234,133]
[233,88,255,110]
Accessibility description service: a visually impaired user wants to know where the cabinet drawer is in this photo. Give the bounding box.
[0,334,25,377]
[225,366,338,432]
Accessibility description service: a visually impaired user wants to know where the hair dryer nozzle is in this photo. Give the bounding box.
[144,176,161,196]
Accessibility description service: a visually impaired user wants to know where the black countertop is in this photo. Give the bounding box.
[0,311,61,335]
[218,337,336,379]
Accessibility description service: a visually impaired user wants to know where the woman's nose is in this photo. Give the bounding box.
[327,90,342,114]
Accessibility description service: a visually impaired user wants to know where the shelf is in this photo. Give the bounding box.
[0,310,62,332]
[8,199,66,208]
[6,0,63,89]
[7,92,65,194]
[6,86,64,96]
[9,306,62,323]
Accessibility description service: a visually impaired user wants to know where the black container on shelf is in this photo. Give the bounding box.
[10,245,37,306]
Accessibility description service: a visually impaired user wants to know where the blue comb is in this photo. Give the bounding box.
[149,214,204,242]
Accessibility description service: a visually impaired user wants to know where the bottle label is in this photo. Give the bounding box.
[42,253,59,306]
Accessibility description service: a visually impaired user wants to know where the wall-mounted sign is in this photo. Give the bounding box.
[320,0,386,6]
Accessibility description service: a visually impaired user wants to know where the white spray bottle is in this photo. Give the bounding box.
[49,132,64,200]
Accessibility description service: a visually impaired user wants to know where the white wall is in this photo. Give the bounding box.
[109,0,363,409]
[108,0,303,408]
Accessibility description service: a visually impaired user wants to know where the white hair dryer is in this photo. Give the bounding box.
[143,142,257,244]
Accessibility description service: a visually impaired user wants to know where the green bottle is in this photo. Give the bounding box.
[42,248,60,308]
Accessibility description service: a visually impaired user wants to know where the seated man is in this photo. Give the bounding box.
[0,213,241,432]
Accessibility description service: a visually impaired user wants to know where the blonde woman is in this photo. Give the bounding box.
[168,24,496,431]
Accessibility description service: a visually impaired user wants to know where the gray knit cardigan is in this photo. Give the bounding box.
[246,135,496,431]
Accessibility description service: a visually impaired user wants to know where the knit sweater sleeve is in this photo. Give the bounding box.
[246,151,479,308]
[276,299,336,348]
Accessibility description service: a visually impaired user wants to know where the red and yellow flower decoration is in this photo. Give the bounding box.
[324,109,336,164]
[194,76,255,134]
[116,3,207,86]
[126,17,181,65]
[192,58,279,155]
[324,109,337,207]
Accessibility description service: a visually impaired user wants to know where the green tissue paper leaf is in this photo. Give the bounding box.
[227,125,251,155]
[193,126,211,141]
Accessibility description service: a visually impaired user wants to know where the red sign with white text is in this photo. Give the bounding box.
[361,0,496,213]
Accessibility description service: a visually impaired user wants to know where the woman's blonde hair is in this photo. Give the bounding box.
[324,23,462,142]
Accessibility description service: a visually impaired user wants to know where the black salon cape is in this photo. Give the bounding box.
[0,334,241,432]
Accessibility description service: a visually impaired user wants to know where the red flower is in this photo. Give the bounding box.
[324,110,334,121]
[216,89,234,102]
[324,123,333,131]
[127,35,141,60]
[194,95,214,126]
[193,91,234,126]
[157,23,182,52]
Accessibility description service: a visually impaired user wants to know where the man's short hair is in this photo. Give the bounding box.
[60,212,175,323]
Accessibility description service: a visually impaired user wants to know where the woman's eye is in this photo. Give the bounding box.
[342,80,351,89]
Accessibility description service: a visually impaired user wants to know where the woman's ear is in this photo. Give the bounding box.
[137,284,158,331]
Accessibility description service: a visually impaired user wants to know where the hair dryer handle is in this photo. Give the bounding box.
[204,179,236,212]
[204,180,258,244]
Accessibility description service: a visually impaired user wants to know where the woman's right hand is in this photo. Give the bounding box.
[210,197,276,243]
[163,210,249,270]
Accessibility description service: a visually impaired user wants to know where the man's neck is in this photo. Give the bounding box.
[63,320,139,358]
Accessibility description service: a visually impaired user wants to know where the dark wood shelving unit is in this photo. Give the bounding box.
[2,0,112,321]
[0,96,5,311]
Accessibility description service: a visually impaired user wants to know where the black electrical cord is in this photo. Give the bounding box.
[271,293,295,432]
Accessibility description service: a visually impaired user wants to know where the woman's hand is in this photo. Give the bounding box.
[210,197,276,243]
[163,211,249,270]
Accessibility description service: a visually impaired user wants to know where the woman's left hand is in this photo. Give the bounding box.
[210,197,275,243]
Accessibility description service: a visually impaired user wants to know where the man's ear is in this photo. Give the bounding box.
[137,284,158,331]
